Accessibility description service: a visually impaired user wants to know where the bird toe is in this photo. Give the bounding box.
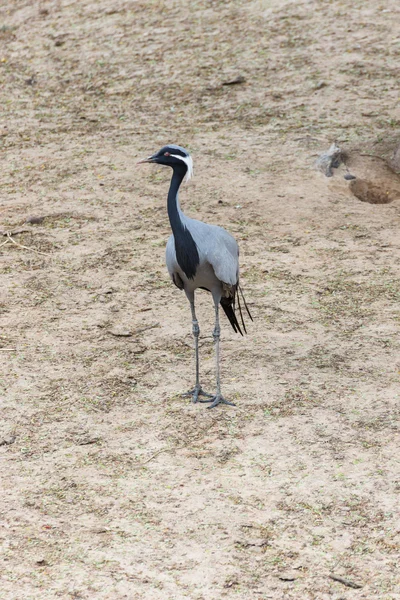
[207,395,236,409]
[183,386,213,403]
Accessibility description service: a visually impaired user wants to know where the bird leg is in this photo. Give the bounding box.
[207,303,235,409]
[183,300,213,403]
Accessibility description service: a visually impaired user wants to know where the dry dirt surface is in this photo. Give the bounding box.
[1,1,400,599]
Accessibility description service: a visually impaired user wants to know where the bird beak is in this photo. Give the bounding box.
[137,156,154,165]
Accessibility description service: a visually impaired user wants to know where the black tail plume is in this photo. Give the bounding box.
[239,284,253,322]
[220,294,243,335]
[220,284,253,335]
[236,288,247,334]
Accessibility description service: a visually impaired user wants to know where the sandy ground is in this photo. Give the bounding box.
[1,1,400,598]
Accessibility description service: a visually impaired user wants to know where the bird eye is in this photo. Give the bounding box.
[164,152,170,156]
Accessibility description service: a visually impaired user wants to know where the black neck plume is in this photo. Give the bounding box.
[167,166,199,280]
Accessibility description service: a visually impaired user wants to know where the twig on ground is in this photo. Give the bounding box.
[134,323,161,335]
[1,232,50,256]
[140,444,185,465]
[0,228,31,236]
[329,574,363,589]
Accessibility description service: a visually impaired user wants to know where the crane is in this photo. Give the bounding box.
[138,144,252,408]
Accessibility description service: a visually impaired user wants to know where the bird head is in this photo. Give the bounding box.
[137,144,193,182]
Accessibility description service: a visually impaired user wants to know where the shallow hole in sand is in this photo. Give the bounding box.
[349,179,399,204]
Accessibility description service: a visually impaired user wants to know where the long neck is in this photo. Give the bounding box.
[167,167,186,235]
[166,165,200,280]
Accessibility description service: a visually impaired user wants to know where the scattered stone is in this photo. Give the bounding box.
[77,436,100,446]
[278,571,298,581]
[222,75,246,86]
[315,143,342,177]
[25,215,45,224]
[89,526,108,534]
[224,579,239,588]
[129,343,146,355]
[108,327,132,337]
[0,435,16,446]
[344,173,356,180]
[35,558,48,566]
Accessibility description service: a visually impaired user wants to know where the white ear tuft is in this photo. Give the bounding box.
[171,154,193,183]
[183,155,193,182]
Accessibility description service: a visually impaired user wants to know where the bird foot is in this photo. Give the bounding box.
[183,385,213,404]
[206,395,236,409]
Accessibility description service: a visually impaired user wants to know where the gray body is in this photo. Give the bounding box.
[166,201,239,302]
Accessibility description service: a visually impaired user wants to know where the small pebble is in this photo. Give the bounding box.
[278,571,298,581]
[25,215,45,224]
[89,526,108,534]
[35,558,48,566]
[108,327,132,337]
[0,435,16,446]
